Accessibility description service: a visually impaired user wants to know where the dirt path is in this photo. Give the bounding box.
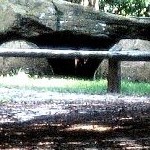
[0,87,149,123]
[0,87,150,149]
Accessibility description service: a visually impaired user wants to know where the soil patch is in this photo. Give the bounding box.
[0,87,150,149]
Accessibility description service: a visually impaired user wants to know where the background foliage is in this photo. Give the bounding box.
[67,0,150,16]
[99,0,150,16]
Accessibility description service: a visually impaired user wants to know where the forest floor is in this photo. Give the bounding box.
[0,86,150,123]
[0,87,150,149]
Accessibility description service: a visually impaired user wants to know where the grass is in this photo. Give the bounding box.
[121,80,150,96]
[0,71,149,96]
[0,71,107,94]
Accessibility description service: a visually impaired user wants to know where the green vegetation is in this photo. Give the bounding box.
[0,71,149,96]
[99,0,149,16]
[69,0,150,16]
[121,80,150,95]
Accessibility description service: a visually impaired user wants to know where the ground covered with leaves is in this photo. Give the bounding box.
[0,86,150,149]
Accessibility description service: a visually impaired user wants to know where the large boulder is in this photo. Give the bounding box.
[95,39,150,82]
[0,0,150,47]
[0,0,114,49]
[0,40,53,76]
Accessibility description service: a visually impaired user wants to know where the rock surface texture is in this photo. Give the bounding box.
[0,0,150,46]
[0,0,150,77]
[95,39,150,82]
[0,40,53,76]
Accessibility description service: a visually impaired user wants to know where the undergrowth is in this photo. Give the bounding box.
[0,70,149,96]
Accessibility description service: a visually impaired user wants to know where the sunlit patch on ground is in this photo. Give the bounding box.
[0,71,106,90]
[110,138,150,150]
[64,124,112,132]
